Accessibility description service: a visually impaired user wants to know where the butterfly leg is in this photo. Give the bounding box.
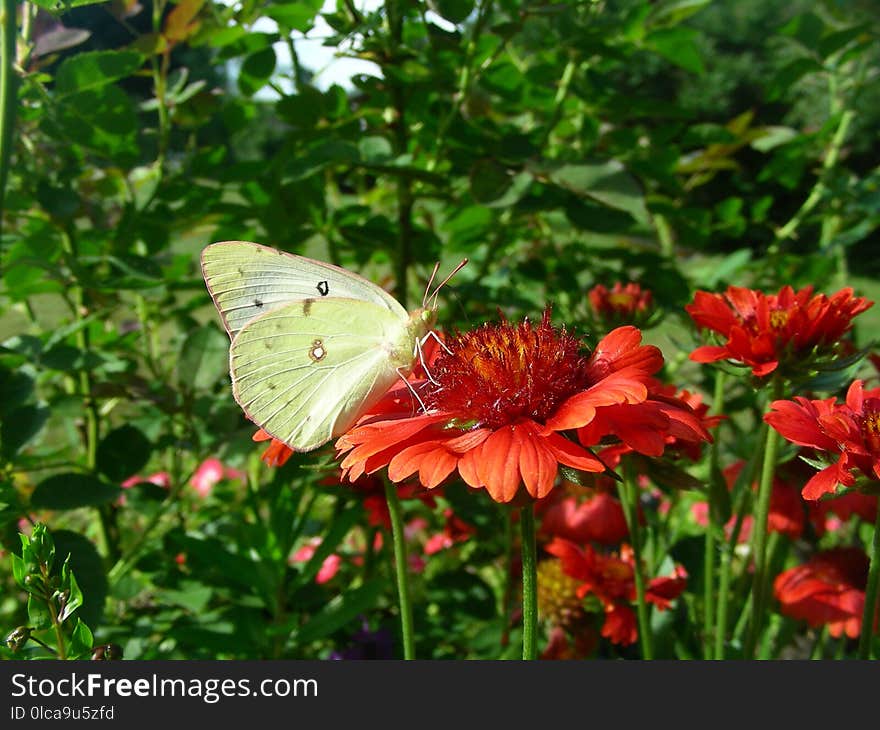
[396,367,429,414]
[414,336,442,386]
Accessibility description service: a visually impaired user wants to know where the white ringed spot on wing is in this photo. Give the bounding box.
[309,339,327,362]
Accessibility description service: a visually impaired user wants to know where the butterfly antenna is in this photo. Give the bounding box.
[427,258,468,309]
[422,262,442,308]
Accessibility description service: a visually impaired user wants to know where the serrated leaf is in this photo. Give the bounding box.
[55,50,144,96]
[31,473,122,510]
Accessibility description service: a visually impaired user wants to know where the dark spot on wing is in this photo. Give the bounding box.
[254,298,263,308]
[317,280,329,296]
[268,382,276,390]
[303,298,314,316]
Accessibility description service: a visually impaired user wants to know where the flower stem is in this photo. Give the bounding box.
[383,479,415,660]
[704,370,726,658]
[857,503,880,659]
[519,503,538,660]
[500,505,514,649]
[744,380,784,659]
[0,0,18,237]
[620,459,653,660]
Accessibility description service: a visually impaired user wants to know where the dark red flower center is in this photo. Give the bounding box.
[423,310,591,429]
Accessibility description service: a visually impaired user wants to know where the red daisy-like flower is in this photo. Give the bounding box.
[537,488,629,546]
[588,282,655,328]
[545,537,687,646]
[579,383,717,465]
[335,311,669,503]
[774,547,870,639]
[764,379,880,500]
[686,285,872,378]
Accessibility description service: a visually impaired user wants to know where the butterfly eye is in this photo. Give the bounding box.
[309,339,327,362]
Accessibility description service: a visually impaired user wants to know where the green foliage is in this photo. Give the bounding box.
[1,0,878,660]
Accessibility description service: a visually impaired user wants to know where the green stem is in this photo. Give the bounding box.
[714,484,750,659]
[519,503,538,660]
[703,370,726,658]
[538,56,578,148]
[773,66,856,247]
[383,479,415,659]
[857,503,880,659]
[500,505,514,650]
[0,0,17,240]
[386,0,412,308]
[744,378,784,659]
[619,459,653,659]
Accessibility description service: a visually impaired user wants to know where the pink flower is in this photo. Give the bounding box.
[190,458,245,498]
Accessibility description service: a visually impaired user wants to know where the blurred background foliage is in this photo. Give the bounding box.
[0,0,878,659]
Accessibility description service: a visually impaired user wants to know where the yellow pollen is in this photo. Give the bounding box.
[769,309,790,330]
[608,293,636,309]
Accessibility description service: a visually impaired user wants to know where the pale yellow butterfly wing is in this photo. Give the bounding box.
[201,240,407,338]
[230,298,424,452]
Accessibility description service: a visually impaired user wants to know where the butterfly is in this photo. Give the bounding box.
[201,240,465,452]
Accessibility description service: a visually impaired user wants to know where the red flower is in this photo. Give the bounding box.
[580,383,716,464]
[336,311,667,503]
[774,547,870,639]
[765,379,880,499]
[253,428,295,467]
[588,282,655,328]
[424,508,475,555]
[538,489,629,546]
[545,537,687,646]
[686,285,872,378]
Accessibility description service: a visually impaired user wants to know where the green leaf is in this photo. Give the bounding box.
[358,136,393,163]
[177,324,229,391]
[53,85,138,161]
[294,580,383,645]
[59,557,83,622]
[27,594,51,631]
[429,0,474,24]
[68,619,94,659]
[96,425,153,484]
[55,50,144,96]
[648,0,711,27]
[1,405,49,458]
[547,160,649,225]
[30,0,113,10]
[238,47,276,97]
[158,581,213,613]
[645,27,704,74]
[265,0,324,31]
[30,473,122,510]
[469,159,513,205]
